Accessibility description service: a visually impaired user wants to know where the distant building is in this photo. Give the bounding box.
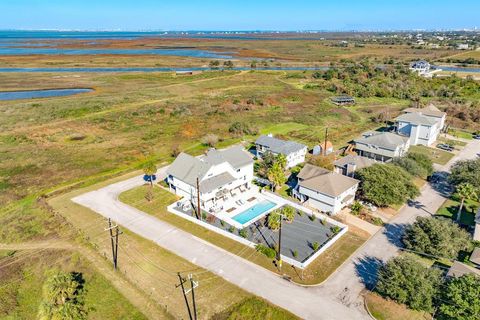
[331,95,355,106]
[396,104,446,146]
[255,134,307,168]
[353,131,410,163]
[457,44,469,50]
[175,70,202,76]
[410,60,431,74]
[334,155,376,177]
[314,141,334,156]
[293,164,359,215]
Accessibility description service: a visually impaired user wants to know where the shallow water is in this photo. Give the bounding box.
[0,88,93,101]
[0,66,328,73]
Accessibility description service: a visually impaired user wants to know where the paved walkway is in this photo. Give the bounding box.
[72,140,480,320]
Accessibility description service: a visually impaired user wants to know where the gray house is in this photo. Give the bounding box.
[255,134,307,168]
[334,155,376,177]
[353,131,410,162]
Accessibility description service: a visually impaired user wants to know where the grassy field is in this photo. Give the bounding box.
[119,185,369,285]
[365,292,432,320]
[0,249,148,320]
[409,145,454,165]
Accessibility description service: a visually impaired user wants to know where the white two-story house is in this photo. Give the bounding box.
[353,131,410,163]
[293,164,359,215]
[255,134,307,168]
[396,104,446,146]
[166,146,254,211]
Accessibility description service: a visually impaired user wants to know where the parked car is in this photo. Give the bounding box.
[359,200,377,212]
[437,143,454,152]
[473,134,480,140]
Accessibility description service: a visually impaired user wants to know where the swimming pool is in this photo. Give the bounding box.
[232,200,277,225]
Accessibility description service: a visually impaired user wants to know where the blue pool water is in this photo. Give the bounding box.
[232,200,277,225]
[0,88,93,101]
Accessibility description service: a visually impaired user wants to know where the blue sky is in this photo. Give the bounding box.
[0,0,478,31]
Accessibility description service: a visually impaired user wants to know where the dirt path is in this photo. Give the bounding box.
[0,240,173,320]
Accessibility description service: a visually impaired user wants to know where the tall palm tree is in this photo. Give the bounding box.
[454,183,478,222]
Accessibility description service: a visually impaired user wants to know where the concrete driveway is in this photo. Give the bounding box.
[72,139,480,320]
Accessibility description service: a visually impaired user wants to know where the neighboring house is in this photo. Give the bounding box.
[293,164,359,215]
[255,134,307,168]
[474,208,480,242]
[331,95,355,106]
[396,104,446,146]
[334,155,376,177]
[470,247,480,267]
[353,131,410,162]
[410,60,430,74]
[166,146,253,210]
[457,44,469,50]
[446,261,480,278]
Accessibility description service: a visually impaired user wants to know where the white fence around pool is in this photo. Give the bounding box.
[167,193,348,269]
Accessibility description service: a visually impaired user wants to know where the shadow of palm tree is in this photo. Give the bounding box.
[382,222,408,247]
[354,256,383,290]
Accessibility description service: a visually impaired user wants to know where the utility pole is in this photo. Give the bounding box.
[189,274,199,320]
[277,214,283,270]
[324,127,328,156]
[176,273,193,320]
[105,218,122,270]
[196,177,201,221]
[176,273,198,320]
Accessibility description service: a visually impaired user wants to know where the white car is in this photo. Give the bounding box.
[360,200,377,212]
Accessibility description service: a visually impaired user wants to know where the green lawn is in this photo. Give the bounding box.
[448,128,473,140]
[436,198,478,227]
[119,185,369,285]
[409,145,454,165]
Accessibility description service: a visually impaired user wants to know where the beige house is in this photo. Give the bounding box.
[293,164,359,215]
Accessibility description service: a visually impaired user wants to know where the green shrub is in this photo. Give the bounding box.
[376,255,442,312]
[308,214,316,221]
[255,244,276,259]
[228,226,235,233]
[239,229,248,238]
[350,201,363,215]
[356,164,420,207]
[311,242,320,251]
[331,225,341,234]
[402,216,472,259]
[292,250,298,258]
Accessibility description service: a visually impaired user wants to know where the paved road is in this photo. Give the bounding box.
[317,139,480,309]
[72,140,480,320]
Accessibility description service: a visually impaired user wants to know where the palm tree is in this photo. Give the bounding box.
[267,162,286,192]
[143,161,157,202]
[454,183,478,222]
[267,211,281,231]
[143,161,156,187]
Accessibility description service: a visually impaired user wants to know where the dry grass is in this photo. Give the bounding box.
[365,292,432,320]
